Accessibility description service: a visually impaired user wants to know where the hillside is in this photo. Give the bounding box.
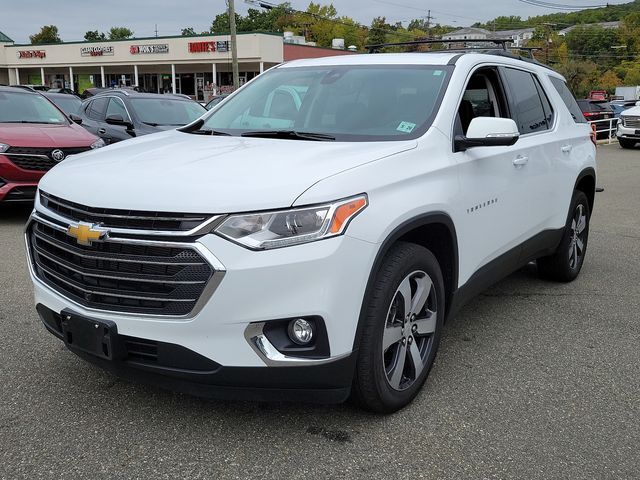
[473,0,640,30]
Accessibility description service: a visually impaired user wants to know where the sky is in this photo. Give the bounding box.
[0,0,632,43]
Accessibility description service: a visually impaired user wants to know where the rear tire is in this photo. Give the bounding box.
[351,242,445,413]
[619,138,636,149]
[537,190,590,282]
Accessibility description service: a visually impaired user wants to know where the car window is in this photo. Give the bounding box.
[533,77,554,129]
[457,67,509,136]
[550,77,587,123]
[129,98,205,126]
[106,98,130,121]
[47,96,81,116]
[0,91,68,124]
[502,68,551,134]
[87,97,108,121]
[201,65,452,141]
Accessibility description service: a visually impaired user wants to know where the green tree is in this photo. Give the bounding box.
[29,25,62,44]
[84,30,106,41]
[181,27,196,36]
[108,27,134,40]
[367,17,389,47]
[210,12,241,33]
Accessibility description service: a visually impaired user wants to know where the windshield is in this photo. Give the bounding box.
[200,65,451,141]
[0,91,68,124]
[48,96,82,116]
[130,98,206,126]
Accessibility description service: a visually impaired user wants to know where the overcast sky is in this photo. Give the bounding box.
[0,0,631,43]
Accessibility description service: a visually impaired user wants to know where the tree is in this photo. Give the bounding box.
[367,17,389,47]
[29,25,62,44]
[181,27,196,36]
[84,30,106,41]
[108,27,133,40]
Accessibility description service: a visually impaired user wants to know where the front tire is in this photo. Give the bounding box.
[537,190,590,282]
[619,138,636,149]
[352,242,445,413]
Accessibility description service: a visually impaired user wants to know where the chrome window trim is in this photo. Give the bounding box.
[26,209,227,320]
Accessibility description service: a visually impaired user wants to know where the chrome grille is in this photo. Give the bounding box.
[622,116,640,128]
[40,191,212,232]
[28,214,218,317]
[4,146,91,171]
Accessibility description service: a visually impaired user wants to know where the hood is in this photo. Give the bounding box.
[0,122,98,147]
[39,129,416,213]
[620,106,640,117]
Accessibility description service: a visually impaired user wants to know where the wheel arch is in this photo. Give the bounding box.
[352,212,459,351]
[574,167,596,216]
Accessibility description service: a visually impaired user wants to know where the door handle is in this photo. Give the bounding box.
[97,128,106,134]
[513,155,529,167]
[561,144,573,153]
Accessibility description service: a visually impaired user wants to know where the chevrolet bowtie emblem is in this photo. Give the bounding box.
[67,222,108,246]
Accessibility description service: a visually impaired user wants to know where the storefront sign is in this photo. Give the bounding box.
[17,50,46,59]
[188,41,229,53]
[130,44,169,54]
[80,46,114,57]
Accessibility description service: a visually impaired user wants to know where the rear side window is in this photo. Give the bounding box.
[550,77,587,123]
[87,97,108,121]
[502,68,552,134]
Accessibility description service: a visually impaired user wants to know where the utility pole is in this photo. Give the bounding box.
[425,10,434,37]
[155,24,158,37]
[228,0,240,90]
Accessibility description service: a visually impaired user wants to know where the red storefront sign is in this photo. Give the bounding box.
[17,50,46,59]
[188,41,230,53]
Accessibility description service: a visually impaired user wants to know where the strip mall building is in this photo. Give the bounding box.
[0,31,354,101]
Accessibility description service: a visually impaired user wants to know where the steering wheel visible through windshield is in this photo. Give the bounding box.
[199,64,452,141]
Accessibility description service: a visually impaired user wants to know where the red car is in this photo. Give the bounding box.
[0,86,104,202]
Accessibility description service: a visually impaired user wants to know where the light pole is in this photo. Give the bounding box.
[228,0,240,90]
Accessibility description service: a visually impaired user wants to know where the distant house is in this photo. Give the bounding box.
[442,27,491,41]
[558,21,621,36]
[492,28,536,47]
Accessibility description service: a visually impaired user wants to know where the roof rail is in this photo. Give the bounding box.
[365,39,553,70]
[366,38,513,54]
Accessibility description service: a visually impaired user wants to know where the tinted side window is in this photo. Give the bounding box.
[534,77,554,129]
[502,68,549,134]
[88,97,108,121]
[106,98,130,121]
[550,77,587,123]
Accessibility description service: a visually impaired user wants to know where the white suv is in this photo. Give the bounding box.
[616,104,640,148]
[26,52,596,412]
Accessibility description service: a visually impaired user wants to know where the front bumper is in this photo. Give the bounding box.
[0,156,44,202]
[28,205,378,399]
[37,304,356,402]
[616,124,640,140]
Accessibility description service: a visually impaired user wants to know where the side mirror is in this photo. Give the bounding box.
[635,101,640,107]
[105,114,134,129]
[69,114,83,125]
[455,117,520,152]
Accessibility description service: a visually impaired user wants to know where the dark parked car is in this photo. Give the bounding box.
[47,88,77,95]
[42,92,82,116]
[609,99,638,118]
[577,99,615,139]
[74,89,207,144]
[205,94,229,110]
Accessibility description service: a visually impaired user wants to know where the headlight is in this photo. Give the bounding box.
[216,194,368,250]
[0,143,9,153]
[90,138,106,149]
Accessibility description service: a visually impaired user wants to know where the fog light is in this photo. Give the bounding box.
[288,318,314,345]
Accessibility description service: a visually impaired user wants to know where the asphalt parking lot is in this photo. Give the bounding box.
[0,144,638,480]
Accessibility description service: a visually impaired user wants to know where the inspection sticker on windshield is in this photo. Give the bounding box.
[397,121,416,133]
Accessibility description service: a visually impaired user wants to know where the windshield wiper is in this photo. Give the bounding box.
[240,130,336,141]
[190,129,232,136]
